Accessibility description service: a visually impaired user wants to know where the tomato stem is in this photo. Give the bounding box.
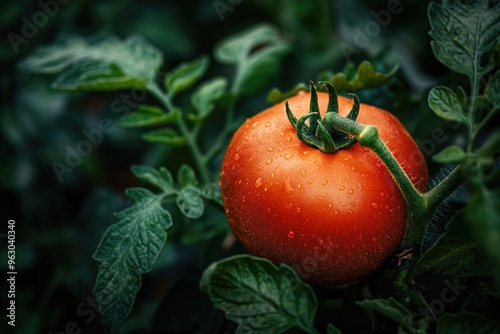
[148,82,211,184]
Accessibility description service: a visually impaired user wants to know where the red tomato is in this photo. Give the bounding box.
[219,91,428,286]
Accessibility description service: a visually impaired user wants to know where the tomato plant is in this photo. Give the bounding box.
[220,86,428,286]
[8,0,499,333]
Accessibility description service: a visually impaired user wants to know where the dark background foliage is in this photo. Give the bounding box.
[1,0,494,333]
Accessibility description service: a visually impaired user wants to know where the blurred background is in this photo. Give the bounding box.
[1,0,465,333]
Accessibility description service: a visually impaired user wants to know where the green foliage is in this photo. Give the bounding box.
[200,255,319,334]
[428,86,467,123]
[428,0,500,80]
[164,55,209,96]
[18,35,162,91]
[189,77,227,121]
[93,188,173,333]
[432,145,467,164]
[116,105,180,128]
[215,24,290,95]
[268,61,398,104]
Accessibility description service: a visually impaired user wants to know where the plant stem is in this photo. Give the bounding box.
[148,82,211,184]
[204,94,237,163]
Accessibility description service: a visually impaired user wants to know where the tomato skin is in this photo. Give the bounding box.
[220,91,428,286]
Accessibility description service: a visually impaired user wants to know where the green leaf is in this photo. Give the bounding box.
[484,71,500,107]
[141,128,187,146]
[164,55,209,96]
[432,145,467,164]
[356,298,421,334]
[176,185,204,219]
[189,77,227,121]
[93,188,172,334]
[130,165,174,193]
[18,35,162,91]
[116,105,180,128]
[201,182,223,207]
[267,82,309,105]
[428,1,500,79]
[320,61,399,93]
[437,312,500,334]
[177,164,198,187]
[412,211,491,277]
[200,255,318,334]
[214,24,289,96]
[428,86,467,123]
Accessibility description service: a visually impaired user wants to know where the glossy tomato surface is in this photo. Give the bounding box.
[219,91,428,286]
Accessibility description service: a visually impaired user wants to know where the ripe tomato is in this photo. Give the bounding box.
[219,91,428,286]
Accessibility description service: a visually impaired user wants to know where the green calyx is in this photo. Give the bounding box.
[286,81,360,154]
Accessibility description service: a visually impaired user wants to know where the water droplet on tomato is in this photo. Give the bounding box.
[301,170,306,176]
[266,147,274,152]
[265,158,273,165]
[252,121,261,128]
[296,207,301,213]
[297,183,302,190]
[265,121,271,128]
[347,189,354,194]
[307,179,313,184]
[348,209,353,215]
[318,239,324,245]
[350,202,355,207]
[327,203,333,208]
[234,153,240,161]
[371,202,378,208]
[255,178,263,188]
[286,135,293,142]
[372,238,377,242]
[231,165,236,170]
[264,187,268,191]
[339,185,345,190]
[288,231,295,239]
[334,210,339,215]
[285,153,293,160]
[242,196,246,202]
[280,168,284,173]
[322,179,328,185]
[284,178,294,194]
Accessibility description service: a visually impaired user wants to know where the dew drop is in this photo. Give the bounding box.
[258,165,263,170]
[265,158,273,165]
[237,180,242,185]
[350,202,355,207]
[339,185,345,190]
[385,205,390,210]
[286,135,293,142]
[347,189,354,194]
[271,173,275,179]
[286,203,293,209]
[372,238,377,242]
[327,203,333,208]
[252,121,261,128]
[301,170,306,176]
[334,210,340,215]
[265,121,271,128]
[307,179,313,184]
[318,239,324,245]
[348,209,353,215]
[264,187,268,191]
[288,231,295,239]
[266,147,274,152]
[255,178,263,188]
[296,207,301,213]
[297,183,303,190]
[322,179,328,185]
[285,153,294,160]
[284,178,294,194]
[371,202,378,208]
[280,168,285,173]
[234,153,240,161]
[242,196,246,202]
[231,165,236,170]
